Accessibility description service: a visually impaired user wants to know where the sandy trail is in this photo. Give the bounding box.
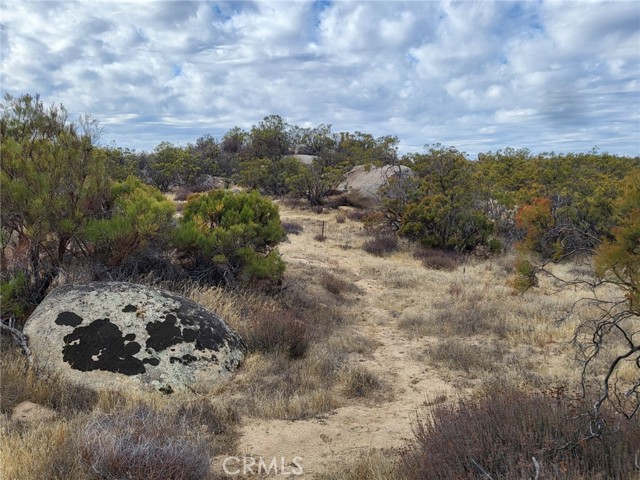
[233,208,455,477]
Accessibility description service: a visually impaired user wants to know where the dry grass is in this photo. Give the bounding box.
[316,449,402,480]
[342,365,384,399]
[0,420,85,480]
[1,343,98,417]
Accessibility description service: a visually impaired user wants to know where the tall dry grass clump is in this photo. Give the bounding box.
[78,406,211,480]
[1,343,98,417]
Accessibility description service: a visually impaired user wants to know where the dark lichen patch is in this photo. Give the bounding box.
[122,304,137,313]
[145,314,183,352]
[123,333,136,342]
[62,318,145,376]
[183,328,197,343]
[143,357,160,366]
[55,311,83,327]
[170,354,198,365]
[196,325,226,351]
[159,385,174,395]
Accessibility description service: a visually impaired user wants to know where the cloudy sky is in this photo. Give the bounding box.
[2,0,639,157]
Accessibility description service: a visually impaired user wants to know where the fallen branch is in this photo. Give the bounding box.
[0,316,32,364]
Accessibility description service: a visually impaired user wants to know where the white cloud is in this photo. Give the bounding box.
[1,0,638,156]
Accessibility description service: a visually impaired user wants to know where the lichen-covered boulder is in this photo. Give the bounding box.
[23,282,246,394]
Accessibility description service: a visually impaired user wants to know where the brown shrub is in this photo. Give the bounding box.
[425,339,508,373]
[346,209,367,222]
[402,384,640,480]
[282,221,304,235]
[241,306,310,359]
[325,195,350,209]
[336,212,347,224]
[175,398,240,437]
[314,233,327,241]
[343,366,382,398]
[173,187,193,202]
[414,248,461,271]
[320,273,358,296]
[362,235,399,256]
[78,406,211,480]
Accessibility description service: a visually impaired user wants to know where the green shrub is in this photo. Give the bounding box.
[513,256,538,292]
[487,237,503,254]
[173,190,285,286]
[84,177,175,268]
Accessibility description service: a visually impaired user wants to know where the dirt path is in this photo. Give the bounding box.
[234,209,456,477]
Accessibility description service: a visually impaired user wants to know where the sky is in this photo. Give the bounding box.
[1,0,639,157]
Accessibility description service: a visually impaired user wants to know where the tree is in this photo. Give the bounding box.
[586,169,639,418]
[249,115,291,160]
[172,190,285,287]
[286,159,342,206]
[1,93,110,310]
[518,169,640,419]
[396,145,493,251]
[147,141,191,191]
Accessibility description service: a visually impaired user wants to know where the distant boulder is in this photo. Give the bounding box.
[290,154,317,165]
[339,164,413,207]
[192,174,228,192]
[23,282,246,395]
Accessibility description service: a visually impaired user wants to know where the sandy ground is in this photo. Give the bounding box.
[232,206,457,478]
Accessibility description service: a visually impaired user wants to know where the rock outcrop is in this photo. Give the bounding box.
[338,164,413,207]
[23,282,246,394]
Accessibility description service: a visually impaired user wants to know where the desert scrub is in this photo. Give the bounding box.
[401,383,640,479]
[414,247,461,270]
[282,220,304,235]
[362,235,399,256]
[316,449,402,480]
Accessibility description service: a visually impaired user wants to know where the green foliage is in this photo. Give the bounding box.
[594,169,640,311]
[173,190,285,286]
[477,148,639,248]
[396,145,493,252]
[513,257,538,292]
[0,271,28,320]
[100,146,141,182]
[84,177,175,267]
[238,156,309,196]
[249,115,291,160]
[286,161,342,206]
[0,93,110,307]
[400,194,493,251]
[147,141,191,191]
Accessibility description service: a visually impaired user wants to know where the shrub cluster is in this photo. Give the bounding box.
[402,384,640,479]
